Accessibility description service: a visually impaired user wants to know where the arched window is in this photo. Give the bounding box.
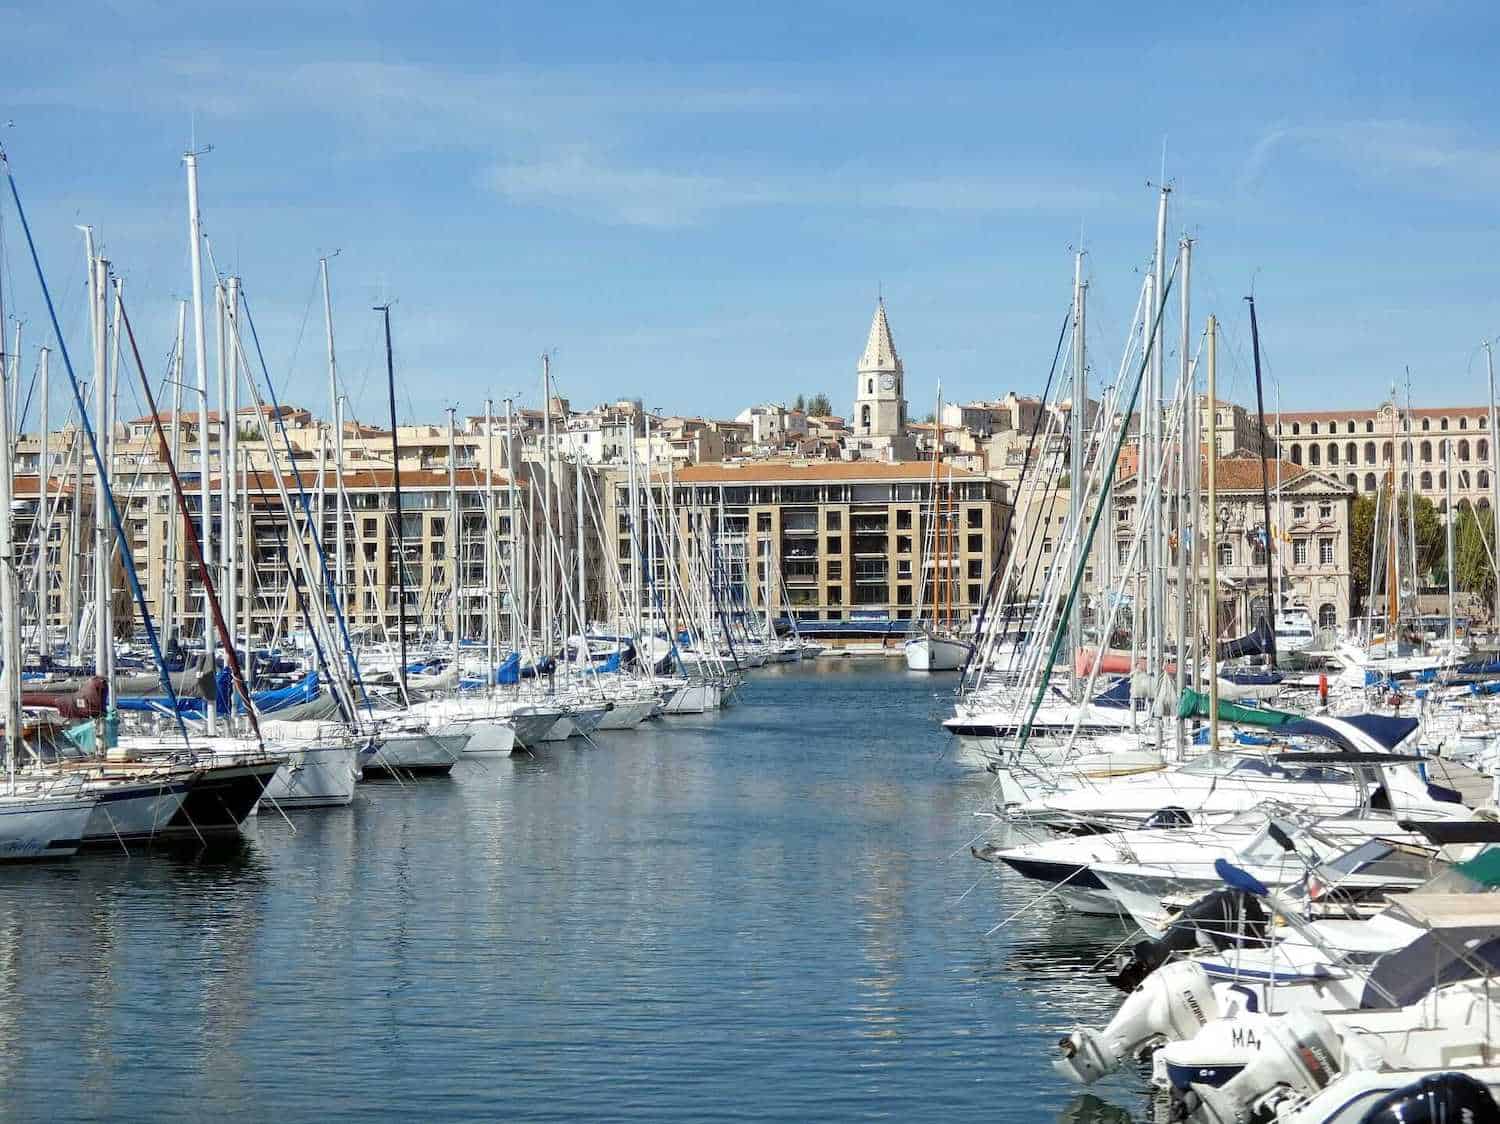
[1441,417,1450,431]
[1364,473,1377,491]
[1310,421,1319,435]
[1481,470,1492,490]
[1460,416,1470,430]
[1291,422,1300,435]
[1309,444,1321,465]
[1403,440,1413,462]
[1327,443,1338,464]
[1346,442,1357,464]
[1439,471,1447,489]
[1364,442,1377,464]
[861,404,871,428]
[1480,439,1490,460]
[1460,439,1471,461]
[1420,440,1432,462]
[1460,470,1472,490]
[1420,471,1432,489]
[1318,603,1337,630]
[1383,441,1393,462]
[1420,417,1429,431]
[1291,445,1303,465]
[1346,420,1356,433]
[1402,471,1411,490]
[867,379,873,395]
[1366,420,1375,433]
[1346,472,1357,488]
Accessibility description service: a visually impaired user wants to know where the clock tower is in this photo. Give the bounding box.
[853,298,907,440]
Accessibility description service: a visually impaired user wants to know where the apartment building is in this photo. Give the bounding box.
[605,460,1010,625]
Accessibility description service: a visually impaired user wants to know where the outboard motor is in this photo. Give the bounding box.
[1360,1072,1499,1123]
[1109,889,1268,993]
[1055,960,1217,1085]
[1189,1008,1343,1124]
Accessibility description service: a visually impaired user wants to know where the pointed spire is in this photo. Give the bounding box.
[858,298,902,375]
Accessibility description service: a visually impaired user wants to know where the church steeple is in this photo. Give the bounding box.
[853,298,907,441]
[858,298,902,376]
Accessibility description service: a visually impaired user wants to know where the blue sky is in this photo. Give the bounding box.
[4,1,1500,429]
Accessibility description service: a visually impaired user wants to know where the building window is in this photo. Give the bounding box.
[1293,539,1308,565]
[1291,446,1302,465]
[1310,421,1319,435]
[1309,445,1320,466]
[967,507,982,528]
[1459,439,1471,462]
[1365,473,1377,491]
[1481,470,1491,489]
[1291,422,1300,435]
[967,558,982,579]
[1318,503,1332,520]
[1441,417,1449,431]
[896,535,912,554]
[1292,504,1306,521]
[826,536,841,554]
[861,405,871,428]
[966,533,982,553]
[1420,471,1432,490]
[1480,439,1490,460]
[825,511,842,530]
[1319,537,1334,565]
[1319,603,1337,630]
[757,512,771,531]
[1327,443,1338,464]
[1042,539,1052,553]
[827,585,843,605]
[896,584,912,605]
[1347,420,1356,433]
[1218,541,1233,567]
[896,509,911,529]
[1117,540,1129,566]
[1461,416,1470,430]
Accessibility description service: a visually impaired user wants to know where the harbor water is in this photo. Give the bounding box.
[0,662,1145,1121]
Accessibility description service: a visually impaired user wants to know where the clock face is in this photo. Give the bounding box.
[880,374,896,392]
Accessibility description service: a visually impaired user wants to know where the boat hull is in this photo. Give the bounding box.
[363,733,464,776]
[0,796,95,859]
[262,745,360,808]
[904,634,973,672]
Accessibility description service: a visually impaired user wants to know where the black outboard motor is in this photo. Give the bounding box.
[1360,1072,1500,1123]
[1108,889,1268,993]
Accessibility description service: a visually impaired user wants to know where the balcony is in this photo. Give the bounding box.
[853,560,888,583]
[852,534,887,556]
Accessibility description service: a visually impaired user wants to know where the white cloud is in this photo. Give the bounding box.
[1243,119,1500,198]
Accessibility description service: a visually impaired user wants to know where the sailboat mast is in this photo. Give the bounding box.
[1446,437,1455,648]
[91,256,111,683]
[575,443,586,636]
[1488,342,1500,626]
[376,304,408,702]
[1148,186,1170,733]
[185,152,215,732]
[167,301,185,644]
[226,276,241,693]
[320,256,346,616]
[484,398,496,683]
[448,406,460,677]
[1403,374,1418,629]
[1206,314,1220,750]
[1069,251,1086,699]
[0,283,19,776]
[1245,296,1277,669]
[35,347,49,656]
[1172,236,1190,754]
[505,396,520,658]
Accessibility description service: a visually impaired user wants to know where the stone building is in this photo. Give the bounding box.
[1273,401,1496,517]
[1114,452,1356,639]
[849,301,916,461]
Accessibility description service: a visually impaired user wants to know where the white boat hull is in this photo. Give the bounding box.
[261,745,360,808]
[904,634,973,671]
[0,795,96,859]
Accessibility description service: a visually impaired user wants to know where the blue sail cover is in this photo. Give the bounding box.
[1091,678,1133,710]
[115,670,320,716]
[494,653,521,685]
[1217,617,1275,661]
[1279,714,1421,754]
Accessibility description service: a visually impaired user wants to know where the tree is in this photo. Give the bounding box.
[807,392,832,417]
[1348,489,1445,615]
[1454,503,1497,612]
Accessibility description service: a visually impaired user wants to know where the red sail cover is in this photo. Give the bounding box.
[22,676,108,719]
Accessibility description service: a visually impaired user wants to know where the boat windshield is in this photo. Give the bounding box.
[1319,839,1438,882]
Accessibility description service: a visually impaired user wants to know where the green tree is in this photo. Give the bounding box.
[1348,489,1445,615]
[1454,503,1497,608]
[807,392,832,416]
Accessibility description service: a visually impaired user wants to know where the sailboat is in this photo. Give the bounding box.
[905,386,974,672]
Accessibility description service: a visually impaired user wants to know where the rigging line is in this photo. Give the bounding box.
[1016,253,1181,758]
[957,300,1072,687]
[1,150,189,743]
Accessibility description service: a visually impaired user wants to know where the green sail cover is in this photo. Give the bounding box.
[1176,688,1300,728]
[1455,847,1500,890]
